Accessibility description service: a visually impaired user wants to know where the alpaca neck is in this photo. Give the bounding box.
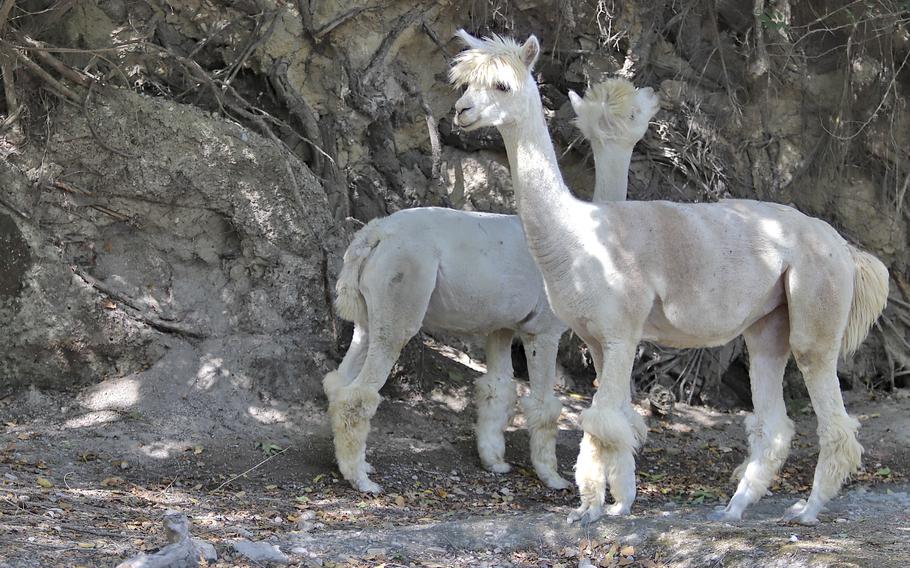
[591,141,633,203]
[498,98,576,245]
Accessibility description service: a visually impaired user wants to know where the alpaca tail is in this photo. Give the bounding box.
[335,221,383,323]
[841,245,889,357]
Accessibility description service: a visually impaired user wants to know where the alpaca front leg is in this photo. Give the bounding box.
[475,330,518,473]
[568,339,644,524]
[522,332,569,489]
[475,373,517,473]
[568,432,606,523]
[568,404,646,524]
[522,394,570,489]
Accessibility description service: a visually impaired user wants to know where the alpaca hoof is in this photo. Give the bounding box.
[605,502,630,517]
[354,478,383,493]
[486,462,512,474]
[708,506,741,522]
[541,474,572,491]
[780,499,811,524]
[567,502,604,525]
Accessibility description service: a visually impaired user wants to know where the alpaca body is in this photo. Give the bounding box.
[534,198,848,351]
[324,78,658,493]
[345,208,560,337]
[450,31,889,526]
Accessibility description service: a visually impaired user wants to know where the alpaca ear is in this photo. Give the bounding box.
[568,90,583,113]
[455,29,484,50]
[521,35,540,69]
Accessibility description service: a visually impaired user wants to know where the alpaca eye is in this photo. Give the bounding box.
[495,82,511,93]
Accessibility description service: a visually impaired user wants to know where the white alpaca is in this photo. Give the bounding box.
[450,31,889,525]
[324,80,658,493]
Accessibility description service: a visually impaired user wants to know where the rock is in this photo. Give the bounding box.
[115,510,217,568]
[232,539,290,565]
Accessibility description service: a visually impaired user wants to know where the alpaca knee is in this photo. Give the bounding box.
[522,394,562,432]
[816,414,863,498]
[522,395,569,488]
[580,404,647,455]
[327,385,382,484]
[734,412,794,483]
[475,373,517,470]
[578,404,644,512]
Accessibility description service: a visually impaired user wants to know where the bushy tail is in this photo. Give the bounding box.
[335,221,383,323]
[841,245,889,356]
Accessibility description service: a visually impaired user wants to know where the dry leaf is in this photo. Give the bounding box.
[101,299,117,310]
[37,477,53,488]
[394,495,406,507]
[101,477,124,487]
[620,545,635,556]
[77,542,95,549]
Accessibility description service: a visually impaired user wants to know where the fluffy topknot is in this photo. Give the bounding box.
[449,30,532,91]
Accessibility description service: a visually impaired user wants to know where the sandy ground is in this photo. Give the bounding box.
[1,343,908,567]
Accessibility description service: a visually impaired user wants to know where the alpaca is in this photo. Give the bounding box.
[450,30,889,525]
[324,80,658,493]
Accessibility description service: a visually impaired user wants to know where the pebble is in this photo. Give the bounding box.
[789,534,799,542]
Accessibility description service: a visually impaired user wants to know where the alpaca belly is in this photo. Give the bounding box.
[642,281,787,348]
[422,269,543,334]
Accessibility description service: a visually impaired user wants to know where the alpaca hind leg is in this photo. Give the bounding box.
[569,338,645,524]
[324,325,374,473]
[328,258,435,493]
[476,329,518,473]
[324,325,369,404]
[715,306,793,521]
[782,352,862,525]
[520,332,570,489]
[781,262,859,524]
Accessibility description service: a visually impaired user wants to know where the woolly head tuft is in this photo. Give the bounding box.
[570,78,660,144]
[449,30,536,91]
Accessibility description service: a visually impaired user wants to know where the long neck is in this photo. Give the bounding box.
[498,96,576,248]
[591,140,633,203]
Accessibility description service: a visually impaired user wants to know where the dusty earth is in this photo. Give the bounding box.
[1,342,908,568]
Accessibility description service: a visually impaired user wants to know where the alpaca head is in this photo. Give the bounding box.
[450,30,541,131]
[568,79,660,147]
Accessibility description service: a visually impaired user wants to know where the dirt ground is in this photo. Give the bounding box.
[1,343,909,567]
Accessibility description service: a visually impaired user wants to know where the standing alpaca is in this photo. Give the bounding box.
[324,80,658,493]
[450,30,889,525]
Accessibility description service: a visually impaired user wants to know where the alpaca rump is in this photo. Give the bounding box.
[450,30,889,525]
[323,76,656,493]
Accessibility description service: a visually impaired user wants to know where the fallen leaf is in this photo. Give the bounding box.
[101,477,124,487]
[620,545,635,556]
[37,477,53,488]
[395,495,406,507]
[77,542,95,549]
[101,299,117,310]
[265,484,278,491]
[875,467,892,477]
